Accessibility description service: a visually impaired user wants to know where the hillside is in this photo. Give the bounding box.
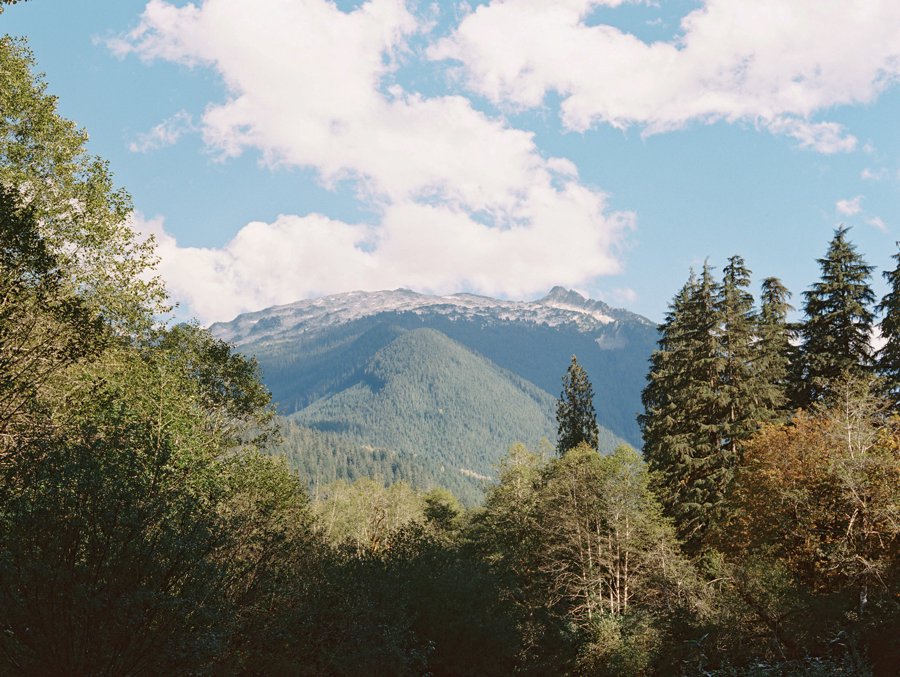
[280,328,625,503]
[210,287,656,500]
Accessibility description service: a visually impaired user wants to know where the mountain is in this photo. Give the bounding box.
[210,287,657,502]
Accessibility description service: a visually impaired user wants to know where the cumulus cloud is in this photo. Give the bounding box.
[129,110,195,153]
[836,196,863,216]
[111,0,636,322]
[432,0,900,147]
[130,203,632,324]
[766,118,857,154]
[866,216,888,233]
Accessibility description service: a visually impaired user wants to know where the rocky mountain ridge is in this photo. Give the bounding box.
[210,286,654,347]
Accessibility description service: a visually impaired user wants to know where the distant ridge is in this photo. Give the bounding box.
[210,287,653,347]
[210,288,658,502]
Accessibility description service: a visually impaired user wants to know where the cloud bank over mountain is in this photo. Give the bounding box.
[114,0,900,323]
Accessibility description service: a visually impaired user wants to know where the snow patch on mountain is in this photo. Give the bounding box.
[210,287,653,346]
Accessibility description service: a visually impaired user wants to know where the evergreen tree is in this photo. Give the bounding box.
[876,243,900,406]
[755,276,795,421]
[641,264,728,550]
[556,355,599,454]
[640,275,696,499]
[718,255,760,453]
[799,227,876,404]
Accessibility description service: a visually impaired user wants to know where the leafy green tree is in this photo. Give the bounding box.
[312,477,425,553]
[475,443,701,674]
[556,355,599,453]
[0,28,336,677]
[422,486,463,535]
[0,325,281,674]
[0,36,165,334]
[0,186,107,439]
[799,226,876,405]
[536,445,684,619]
[876,242,900,406]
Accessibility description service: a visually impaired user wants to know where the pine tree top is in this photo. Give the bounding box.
[801,226,876,403]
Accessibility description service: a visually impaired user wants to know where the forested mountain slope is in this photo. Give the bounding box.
[210,287,653,500]
[278,328,626,502]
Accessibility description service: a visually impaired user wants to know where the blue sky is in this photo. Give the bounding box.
[3,0,899,324]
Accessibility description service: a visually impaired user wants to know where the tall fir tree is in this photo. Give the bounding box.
[755,276,795,422]
[875,242,900,406]
[718,255,760,453]
[556,355,599,454]
[640,274,696,514]
[799,227,876,405]
[641,263,727,551]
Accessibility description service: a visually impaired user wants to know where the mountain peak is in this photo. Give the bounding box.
[540,286,588,306]
[210,286,654,347]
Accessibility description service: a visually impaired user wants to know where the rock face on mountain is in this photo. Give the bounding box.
[213,286,652,348]
[210,288,657,502]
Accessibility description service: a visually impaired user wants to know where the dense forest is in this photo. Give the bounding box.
[1,10,898,676]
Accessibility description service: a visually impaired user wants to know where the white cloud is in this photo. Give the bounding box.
[129,110,195,153]
[766,118,856,154]
[860,167,888,181]
[871,325,887,353]
[112,0,636,322]
[835,196,863,216]
[432,0,900,148]
[131,203,633,324]
[866,216,888,233]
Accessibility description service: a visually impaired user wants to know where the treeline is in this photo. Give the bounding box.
[641,239,898,550]
[636,238,899,671]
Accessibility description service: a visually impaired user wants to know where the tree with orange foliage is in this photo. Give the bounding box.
[723,377,898,596]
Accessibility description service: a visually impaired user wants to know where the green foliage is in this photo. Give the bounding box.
[472,442,703,674]
[0,186,107,439]
[720,255,768,445]
[556,354,600,453]
[312,477,425,553]
[0,37,166,333]
[756,276,796,422]
[641,264,732,551]
[799,226,876,405]
[0,326,292,674]
[277,328,625,504]
[876,243,900,406]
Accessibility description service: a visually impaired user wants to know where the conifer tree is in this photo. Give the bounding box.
[876,243,900,405]
[640,275,696,510]
[641,264,728,550]
[755,277,795,422]
[556,355,599,454]
[718,255,760,453]
[799,227,875,404]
